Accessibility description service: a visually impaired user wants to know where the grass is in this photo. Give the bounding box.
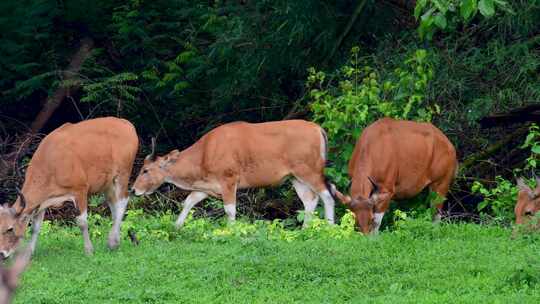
[13,214,540,303]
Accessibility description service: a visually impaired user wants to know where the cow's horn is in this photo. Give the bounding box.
[16,188,26,216]
[146,137,156,161]
[367,176,379,194]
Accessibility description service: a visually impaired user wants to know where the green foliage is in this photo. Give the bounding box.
[471,124,540,223]
[521,123,540,169]
[16,216,540,303]
[414,0,513,40]
[308,47,436,187]
[472,176,520,222]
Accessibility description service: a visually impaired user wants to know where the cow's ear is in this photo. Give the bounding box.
[367,176,380,203]
[517,178,534,199]
[162,150,180,166]
[333,188,352,205]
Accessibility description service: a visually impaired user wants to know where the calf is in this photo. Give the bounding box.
[334,118,458,234]
[0,117,139,256]
[132,120,337,227]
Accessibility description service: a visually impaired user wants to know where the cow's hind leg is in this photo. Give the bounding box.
[428,179,452,223]
[292,171,335,224]
[74,192,93,255]
[175,191,208,229]
[292,178,319,226]
[107,175,130,250]
[28,209,45,254]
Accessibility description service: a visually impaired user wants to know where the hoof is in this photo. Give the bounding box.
[107,237,120,250]
[84,245,94,256]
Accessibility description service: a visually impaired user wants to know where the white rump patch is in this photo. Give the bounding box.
[319,131,326,161]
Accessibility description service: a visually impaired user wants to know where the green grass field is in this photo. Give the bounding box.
[13,215,540,303]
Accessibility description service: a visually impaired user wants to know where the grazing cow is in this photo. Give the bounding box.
[0,246,30,304]
[132,120,337,227]
[0,117,139,257]
[333,118,457,234]
[515,177,540,229]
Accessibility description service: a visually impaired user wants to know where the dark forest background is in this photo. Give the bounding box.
[0,0,539,224]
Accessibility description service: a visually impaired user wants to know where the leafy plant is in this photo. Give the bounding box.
[414,0,513,40]
[521,123,540,169]
[472,176,520,222]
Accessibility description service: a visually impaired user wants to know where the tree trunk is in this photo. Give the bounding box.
[30,37,94,133]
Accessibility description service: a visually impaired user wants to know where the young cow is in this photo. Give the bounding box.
[0,117,139,256]
[334,118,458,234]
[515,177,540,229]
[132,120,336,227]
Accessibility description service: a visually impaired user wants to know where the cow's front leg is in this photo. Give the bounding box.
[29,209,45,254]
[175,191,208,229]
[221,181,237,222]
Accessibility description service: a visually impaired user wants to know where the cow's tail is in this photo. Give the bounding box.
[320,128,338,200]
[320,128,333,167]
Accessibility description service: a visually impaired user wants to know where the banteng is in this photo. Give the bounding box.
[333,118,458,234]
[0,117,139,256]
[132,120,337,227]
[514,177,540,230]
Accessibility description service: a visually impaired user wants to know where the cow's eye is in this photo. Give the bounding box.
[143,169,148,174]
[5,227,13,234]
[525,210,534,216]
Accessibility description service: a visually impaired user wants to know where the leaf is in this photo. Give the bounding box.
[414,0,428,19]
[460,0,478,20]
[433,14,447,29]
[531,145,540,154]
[478,0,495,17]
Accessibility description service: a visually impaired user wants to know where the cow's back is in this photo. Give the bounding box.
[199,120,323,186]
[27,117,139,193]
[352,118,456,198]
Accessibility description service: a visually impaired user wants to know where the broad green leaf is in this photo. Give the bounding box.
[432,0,448,14]
[479,0,495,17]
[460,0,478,20]
[434,14,448,29]
[531,144,540,154]
[414,0,428,19]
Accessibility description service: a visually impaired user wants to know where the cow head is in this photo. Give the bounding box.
[515,177,540,228]
[0,191,29,260]
[336,176,380,234]
[0,245,31,304]
[132,138,179,196]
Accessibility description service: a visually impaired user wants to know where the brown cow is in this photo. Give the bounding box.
[0,117,138,257]
[132,120,337,227]
[515,177,540,229]
[0,245,30,304]
[333,118,457,234]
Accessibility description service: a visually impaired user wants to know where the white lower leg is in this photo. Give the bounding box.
[29,210,45,253]
[108,197,128,250]
[224,203,236,222]
[175,192,208,229]
[371,212,385,235]
[292,179,319,226]
[319,190,335,224]
[76,210,93,255]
